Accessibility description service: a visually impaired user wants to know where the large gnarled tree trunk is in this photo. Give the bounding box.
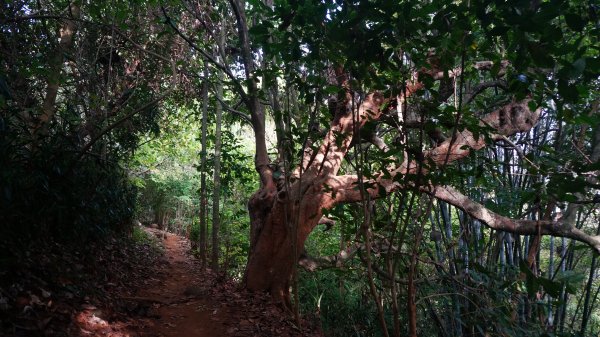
[227,0,600,307]
[242,76,600,306]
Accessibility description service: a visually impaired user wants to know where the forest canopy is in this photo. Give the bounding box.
[1,0,600,336]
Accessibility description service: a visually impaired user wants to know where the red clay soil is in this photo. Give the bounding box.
[126,230,231,337]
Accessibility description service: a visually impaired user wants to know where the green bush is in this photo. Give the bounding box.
[189,219,200,244]
[1,111,138,248]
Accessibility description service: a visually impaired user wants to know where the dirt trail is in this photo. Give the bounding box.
[1,228,319,336]
[124,229,321,337]
[131,229,230,337]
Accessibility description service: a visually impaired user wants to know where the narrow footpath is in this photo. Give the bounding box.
[69,229,320,337]
[130,229,230,336]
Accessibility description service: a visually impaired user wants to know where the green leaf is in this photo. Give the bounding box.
[557,79,578,102]
[528,42,555,68]
[572,58,586,77]
[564,13,585,32]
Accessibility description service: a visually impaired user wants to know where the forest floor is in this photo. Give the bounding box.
[0,228,321,337]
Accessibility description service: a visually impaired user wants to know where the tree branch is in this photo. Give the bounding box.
[423,185,600,253]
[229,0,273,189]
[328,175,600,252]
[211,88,253,127]
[427,60,509,80]
[465,80,507,104]
[160,5,249,106]
[297,59,513,181]
[298,243,361,272]
[332,100,541,203]
[313,97,600,251]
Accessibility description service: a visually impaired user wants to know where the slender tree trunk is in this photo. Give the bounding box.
[199,64,209,266]
[580,222,600,334]
[36,3,79,138]
[407,242,419,337]
[211,50,224,272]
[555,236,567,330]
[548,235,554,328]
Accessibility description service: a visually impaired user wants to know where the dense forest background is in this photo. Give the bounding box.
[1,0,600,336]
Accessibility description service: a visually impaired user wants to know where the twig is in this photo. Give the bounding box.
[160,5,249,106]
[571,140,594,164]
[212,88,253,127]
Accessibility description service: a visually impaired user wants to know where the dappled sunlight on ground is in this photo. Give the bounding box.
[72,307,132,337]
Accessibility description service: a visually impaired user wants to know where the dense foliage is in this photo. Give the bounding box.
[2,0,599,336]
[246,1,599,335]
[130,104,256,275]
[0,1,173,245]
